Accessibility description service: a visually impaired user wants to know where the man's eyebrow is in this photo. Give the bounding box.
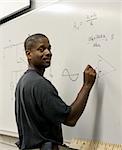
[37,44,44,50]
[36,44,51,50]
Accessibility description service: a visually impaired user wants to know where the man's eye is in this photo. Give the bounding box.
[37,45,51,52]
[37,48,44,52]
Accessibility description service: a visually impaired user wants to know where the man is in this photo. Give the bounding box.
[15,33,96,150]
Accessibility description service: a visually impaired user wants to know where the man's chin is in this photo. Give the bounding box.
[44,63,51,68]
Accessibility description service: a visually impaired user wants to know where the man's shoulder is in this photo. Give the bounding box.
[17,69,45,87]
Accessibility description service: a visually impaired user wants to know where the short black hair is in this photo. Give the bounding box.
[24,33,47,51]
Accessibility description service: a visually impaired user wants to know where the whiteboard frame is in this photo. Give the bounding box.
[0,0,31,24]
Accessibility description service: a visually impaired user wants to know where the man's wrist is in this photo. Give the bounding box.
[82,83,93,90]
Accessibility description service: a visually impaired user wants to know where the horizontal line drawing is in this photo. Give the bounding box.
[3,42,23,50]
[86,17,97,22]
[62,68,79,81]
[86,17,97,26]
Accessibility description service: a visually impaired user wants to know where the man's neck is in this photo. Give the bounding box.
[28,65,45,76]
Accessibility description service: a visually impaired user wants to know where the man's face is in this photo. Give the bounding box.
[27,37,52,69]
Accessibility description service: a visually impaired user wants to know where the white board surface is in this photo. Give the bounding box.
[0,1,122,144]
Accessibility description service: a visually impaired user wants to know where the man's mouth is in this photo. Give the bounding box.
[44,58,51,62]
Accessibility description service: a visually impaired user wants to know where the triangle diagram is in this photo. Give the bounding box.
[97,55,116,78]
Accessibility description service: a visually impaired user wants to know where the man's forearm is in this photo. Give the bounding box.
[64,84,93,126]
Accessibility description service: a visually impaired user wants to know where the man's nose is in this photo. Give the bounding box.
[44,48,52,56]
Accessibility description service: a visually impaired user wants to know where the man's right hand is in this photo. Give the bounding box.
[83,65,96,87]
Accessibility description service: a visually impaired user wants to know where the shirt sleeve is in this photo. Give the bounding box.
[34,78,71,124]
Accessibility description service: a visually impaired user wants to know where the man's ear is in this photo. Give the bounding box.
[26,50,32,60]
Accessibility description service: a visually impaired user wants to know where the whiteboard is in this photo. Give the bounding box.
[0,1,122,144]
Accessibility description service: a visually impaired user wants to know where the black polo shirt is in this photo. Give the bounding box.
[15,69,71,150]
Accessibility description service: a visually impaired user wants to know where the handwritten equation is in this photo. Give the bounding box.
[88,33,115,48]
[73,12,98,30]
[86,13,97,25]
